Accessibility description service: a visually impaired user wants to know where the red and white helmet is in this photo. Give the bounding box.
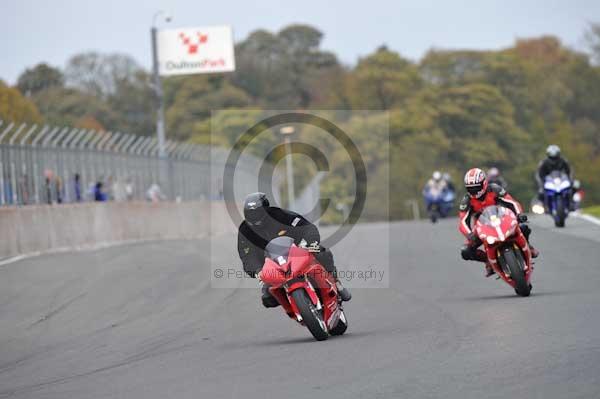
[464,168,488,199]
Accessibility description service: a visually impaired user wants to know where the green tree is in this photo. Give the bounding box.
[420,49,487,86]
[585,22,600,65]
[32,86,117,128]
[64,52,141,98]
[107,69,155,136]
[166,75,251,141]
[64,52,154,135]
[16,63,64,97]
[348,46,422,109]
[232,25,339,108]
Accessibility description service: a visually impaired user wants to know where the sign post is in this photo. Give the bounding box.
[151,23,235,198]
[151,25,167,158]
[157,26,236,76]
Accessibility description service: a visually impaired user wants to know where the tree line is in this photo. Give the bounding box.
[1,23,600,219]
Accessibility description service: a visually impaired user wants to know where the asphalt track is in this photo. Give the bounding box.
[1,215,599,399]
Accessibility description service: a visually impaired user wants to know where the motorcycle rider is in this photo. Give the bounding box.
[487,167,507,189]
[423,171,448,211]
[237,192,351,308]
[459,168,539,277]
[442,173,456,194]
[536,145,572,201]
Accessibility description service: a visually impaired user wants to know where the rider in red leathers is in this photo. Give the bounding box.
[459,168,539,277]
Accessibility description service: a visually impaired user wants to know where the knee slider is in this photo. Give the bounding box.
[461,245,472,261]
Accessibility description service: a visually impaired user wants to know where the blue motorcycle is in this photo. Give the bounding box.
[543,171,572,227]
[424,188,455,223]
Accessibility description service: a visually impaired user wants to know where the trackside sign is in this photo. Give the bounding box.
[157,25,235,76]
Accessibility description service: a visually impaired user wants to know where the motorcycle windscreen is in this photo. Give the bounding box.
[265,236,294,264]
[478,205,510,225]
[544,171,571,192]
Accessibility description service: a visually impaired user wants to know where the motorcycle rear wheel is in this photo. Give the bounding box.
[291,289,329,341]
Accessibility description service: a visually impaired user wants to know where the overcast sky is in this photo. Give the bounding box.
[2,0,599,84]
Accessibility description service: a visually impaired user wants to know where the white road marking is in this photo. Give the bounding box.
[572,212,600,227]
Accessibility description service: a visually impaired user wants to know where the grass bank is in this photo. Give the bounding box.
[582,205,600,218]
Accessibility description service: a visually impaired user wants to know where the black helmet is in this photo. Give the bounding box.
[243,192,270,226]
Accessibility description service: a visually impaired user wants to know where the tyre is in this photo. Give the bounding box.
[555,196,566,228]
[501,248,530,297]
[329,310,348,336]
[430,206,439,223]
[430,213,438,223]
[290,289,328,341]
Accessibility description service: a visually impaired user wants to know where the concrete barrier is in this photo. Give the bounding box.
[0,201,237,259]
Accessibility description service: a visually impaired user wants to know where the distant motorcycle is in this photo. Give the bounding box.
[259,236,348,341]
[442,189,455,213]
[474,205,534,297]
[543,171,572,227]
[424,187,454,223]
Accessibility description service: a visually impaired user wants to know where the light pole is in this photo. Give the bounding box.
[280,126,295,210]
[151,11,171,158]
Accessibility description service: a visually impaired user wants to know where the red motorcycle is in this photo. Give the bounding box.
[474,205,534,297]
[259,236,348,341]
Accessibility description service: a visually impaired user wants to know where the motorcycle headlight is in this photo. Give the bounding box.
[532,204,545,215]
[486,236,497,245]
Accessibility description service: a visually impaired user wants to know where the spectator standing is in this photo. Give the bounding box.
[56,176,63,204]
[146,183,165,202]
[94,182,107,202]
[44,169,54,204]
[74,173,82,202]
[125,178,135,201]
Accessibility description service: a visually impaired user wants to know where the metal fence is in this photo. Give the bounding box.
[0,120,278,206]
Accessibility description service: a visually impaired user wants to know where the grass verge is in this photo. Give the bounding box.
[582,205,600,218]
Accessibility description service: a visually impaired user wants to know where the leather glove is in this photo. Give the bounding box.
[307,241,321,253]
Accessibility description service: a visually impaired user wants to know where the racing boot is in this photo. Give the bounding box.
[530,246,539,258]
[261,283,279,308]
[478,251,495,277]
[484,262,495,278]
[336,280,352,302]
[519,223,539,259]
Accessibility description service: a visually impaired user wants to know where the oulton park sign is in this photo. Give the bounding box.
[157,25,236,76]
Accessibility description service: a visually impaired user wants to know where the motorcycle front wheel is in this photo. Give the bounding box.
[291,289,329,341]
[501,248,531,297]
[329,310,348,336]
[429,206,439,223]
[555,196,566,227]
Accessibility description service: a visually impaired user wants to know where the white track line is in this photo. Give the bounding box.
[0,234,211,268]
[571,212,600,227]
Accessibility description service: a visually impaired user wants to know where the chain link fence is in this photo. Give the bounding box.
[0,120,277,206]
